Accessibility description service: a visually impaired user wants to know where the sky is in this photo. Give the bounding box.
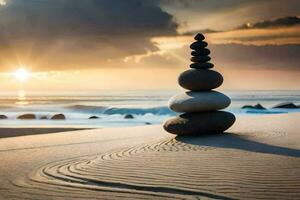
[0,0,300,92]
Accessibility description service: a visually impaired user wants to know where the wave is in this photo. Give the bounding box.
[66,105,176,115]
[65,105,106,112]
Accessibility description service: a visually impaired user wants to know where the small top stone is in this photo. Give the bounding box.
[194,33,205,41]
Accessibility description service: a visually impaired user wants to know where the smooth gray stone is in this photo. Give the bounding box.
[163,111,236,135]
[194,33,205,41]
[169,91,231,113]
[191,56,211,63]
[190,62,214,69]
[179,69,223,91]
[190,41,208,50]
[191,49,210,56]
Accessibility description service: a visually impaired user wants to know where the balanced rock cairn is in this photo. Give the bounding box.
[164,33,235,135]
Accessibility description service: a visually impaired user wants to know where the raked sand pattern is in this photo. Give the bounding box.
[12,134,300,200]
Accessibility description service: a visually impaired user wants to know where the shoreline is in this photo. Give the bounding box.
[0,112,298,139]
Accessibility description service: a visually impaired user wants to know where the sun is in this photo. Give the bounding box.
[14,68,30,82]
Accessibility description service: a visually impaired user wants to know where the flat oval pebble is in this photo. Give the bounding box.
[190,62,214,69]
[178,69,223,91]
[191,49,210,56]
[169,91,231,113]
[190,41,208,50]
[190,56,211,63]
[163,111,236,135]
[194,33,205,41]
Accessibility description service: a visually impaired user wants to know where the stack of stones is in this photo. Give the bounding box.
[164,33,235,135]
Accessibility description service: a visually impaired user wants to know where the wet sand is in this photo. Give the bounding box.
[0,114,300,199]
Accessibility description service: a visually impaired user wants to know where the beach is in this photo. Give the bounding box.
[0,0,299,199]
[0,113,299,199]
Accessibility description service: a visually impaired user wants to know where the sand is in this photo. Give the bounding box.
[0,128,86,138]
[0,114,300,199]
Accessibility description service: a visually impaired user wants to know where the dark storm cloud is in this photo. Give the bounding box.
[238,16,300,29]
[0,0,178,70]
[0,0,177,37]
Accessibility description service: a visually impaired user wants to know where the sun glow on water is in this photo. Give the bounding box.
[16,90,28,105]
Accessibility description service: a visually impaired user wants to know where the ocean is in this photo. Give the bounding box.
[0,90,300,128]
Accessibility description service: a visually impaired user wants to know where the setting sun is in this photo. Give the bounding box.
[14,68,29,82]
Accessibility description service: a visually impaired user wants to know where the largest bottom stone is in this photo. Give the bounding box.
[163,111,236,135]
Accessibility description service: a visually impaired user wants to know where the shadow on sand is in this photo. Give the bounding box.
[175,132,300,158]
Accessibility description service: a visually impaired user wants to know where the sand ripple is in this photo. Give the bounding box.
[12,138,300,200]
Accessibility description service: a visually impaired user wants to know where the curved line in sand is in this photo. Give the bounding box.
[13,137,300,199]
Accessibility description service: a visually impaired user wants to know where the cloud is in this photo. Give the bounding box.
[1,0,177,38]
[160,0,300,32]
[179,16,300,46]
[210,44,300,70]
[0,0,178,71]
[207,26,300,45]
[182,16,300,35]
[160,0,255,12]
[237,16,300,29]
